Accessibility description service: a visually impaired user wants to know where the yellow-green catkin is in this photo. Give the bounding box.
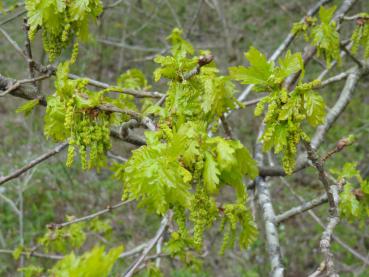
[70,42,79,64]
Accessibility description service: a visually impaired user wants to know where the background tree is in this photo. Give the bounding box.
[0,0,369,276]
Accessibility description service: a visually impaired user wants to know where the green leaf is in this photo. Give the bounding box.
[215,138,236,169]
[278,95,300,121]
[341,162,361,179]
[361,180,369,195]
[38,221,87,253]
[275,50,304,80]
[304,92,326,126]
[117,69,149,90]
[44,95,68,141]
[203,152,220,194]
[229,47,273,85]
[16,99,40,116]
[233,140,259,180]
[12,245,24,261]
[340,183,360,218]
[18,265,43,277]
[167,28,194,56]
[211,138,258,185]
[273,122,288,153]
[122,143,192,214]
[310,7,340,67]
[319,5,336,24]
[49,245,123,277]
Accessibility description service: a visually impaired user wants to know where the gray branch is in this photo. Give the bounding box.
[0,143,68,186]
[123,213,171,277]
[253,123,284,277]
[275,193,328,224]
[311,66,364,149]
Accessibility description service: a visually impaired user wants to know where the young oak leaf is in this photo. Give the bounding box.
[304,91,326,126]
[275,50,304,81]
[229,47,274,85]
[340,183,361,218]
[16,99,40,116]
[203,152,220,194]
[310,6,340,67]
[319,5,336,24]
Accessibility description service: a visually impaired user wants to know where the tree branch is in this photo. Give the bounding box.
[311,66,364,149]
[0,143,68,186]
[303,141,340,276]
[123,212,171,277]
[253,122,284,276]
[47,200,133,230]
[275,193,328,224]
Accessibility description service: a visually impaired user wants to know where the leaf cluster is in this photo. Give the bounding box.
[25,0,103,61]
[230,47,325,174]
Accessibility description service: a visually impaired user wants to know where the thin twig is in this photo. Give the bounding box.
[68,74,164,99]
[321,137,353,163]
[47,200,133,230]
[0,143,68,186]
[342,14,369,21]
[0,74,51,97]
[340,44,363,67]
[123,212,171,277]
[107,152,128,163]
[23,18,35,80]
[275,193,328,224]
[303,141,340,276]
[319,71,351,88]
[220,115,233,139]
[0,26,27,59]
[0,9,27,26]
[311,66,363,149]
[0,249,64,260]
[253,123,284,277]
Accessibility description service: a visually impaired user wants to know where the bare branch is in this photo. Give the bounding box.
[303,141,341,276]
[319,71,350,88]
[321,136,353,163]
[342,14,369,21]
[220,115,233,139]
[68,73,164,99]
[23,18,36,81]
[0,26,27,59]
[283,178,369,268]
[275,193,328,224]
[0,249,63,260]
[123,212,171,277]
[253,123,284,277]
[340,44,363,68]
[258,158,309,178]
[0,74,50,97]
[303,141,337,214]
[47,200,133,230]
[311,66,363,149]
[107,152,128,163]
[119,243,148,259]
[257,177,284,277]
[0,10,27,26]
[320,207,340,276]
[0,143,68,186]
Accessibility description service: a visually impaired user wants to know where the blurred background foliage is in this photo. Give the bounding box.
[0,0,369,276]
